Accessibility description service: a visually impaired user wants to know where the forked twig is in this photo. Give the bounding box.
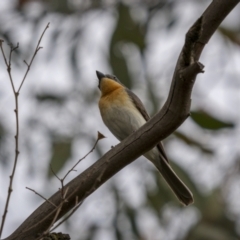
[62,133,104,182]
[51,132,105,199]
[0,23,50,238]
[18,23,50,92]
[49,145,109,233]
[27,132,104,238]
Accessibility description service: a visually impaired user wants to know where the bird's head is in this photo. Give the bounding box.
[96,70,122,95]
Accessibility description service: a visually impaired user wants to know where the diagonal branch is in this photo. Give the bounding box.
[3,1,239,239]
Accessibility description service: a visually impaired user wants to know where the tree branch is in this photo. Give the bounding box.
[3,0,239,239]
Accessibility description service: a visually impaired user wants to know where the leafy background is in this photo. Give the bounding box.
[0,1,240,239]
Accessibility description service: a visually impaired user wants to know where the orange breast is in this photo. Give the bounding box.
[99,87,130,114]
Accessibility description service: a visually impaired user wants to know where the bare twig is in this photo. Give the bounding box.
[26,187,57,208]
[0,41,18,93]
[62,132,104,183]
[50,164,61,182]
[50,200,83,232]
[44,159,108,234]
[51,132,105,199]
[35,188,69,240]
[44,188,69,234]
[0,23,50,238]
[48,133,104,230]
[49,150,109,233]
[18,23,50,93]
[0,43,20,238]
[26,132,104,237]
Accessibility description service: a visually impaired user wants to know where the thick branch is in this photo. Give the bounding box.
[3,0,239,239]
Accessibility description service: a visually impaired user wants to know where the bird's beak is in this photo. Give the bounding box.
[96,70,105,80]
[96,70,106,89]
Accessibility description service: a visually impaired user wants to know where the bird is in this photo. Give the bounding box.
[96,70,193,206]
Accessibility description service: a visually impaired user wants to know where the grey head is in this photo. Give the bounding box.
[96,70,121,89]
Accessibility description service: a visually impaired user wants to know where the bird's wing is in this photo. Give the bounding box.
[125,88,169,162]
[125,88,150,121]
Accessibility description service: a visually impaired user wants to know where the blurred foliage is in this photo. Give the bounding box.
[191,110,234,130]
[36,92,67,104]
[174,131,214,154]
[110,3,146,88]
[218,27,240,46]
[42,232,70,240]
[0,0,239,240]
[48,139,72,178]
[186,190,239,240]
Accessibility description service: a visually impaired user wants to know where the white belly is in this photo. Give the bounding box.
[101,103,159,162]
[101,104,146,141]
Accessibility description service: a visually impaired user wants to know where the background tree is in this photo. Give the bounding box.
[0,0,240,239]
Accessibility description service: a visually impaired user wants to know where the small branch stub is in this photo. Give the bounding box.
[180,61,205,82]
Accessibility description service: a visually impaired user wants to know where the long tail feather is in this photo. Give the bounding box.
[155,158,193,206]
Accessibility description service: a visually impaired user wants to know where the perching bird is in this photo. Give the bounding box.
[96,70,193,206]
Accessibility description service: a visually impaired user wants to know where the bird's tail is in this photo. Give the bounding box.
[155,157,193,206]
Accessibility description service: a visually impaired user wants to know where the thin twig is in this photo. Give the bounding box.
[0,41,17,93]
[24,133,103,238]
[46,187,69,232]
[62,133,103,183]
[48,159,109,233]
[50,132,104,199]
[47,161,107,233]
[0,43,20,238]
[18,22,50,93]
[50,200,83,232]
[50,165,66,199]
[26,187,57,208]
[43,132,104,234]
[49,144,109,233]
[49,164,61,182]
[35,188,69,240]
[0,23,50,238]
